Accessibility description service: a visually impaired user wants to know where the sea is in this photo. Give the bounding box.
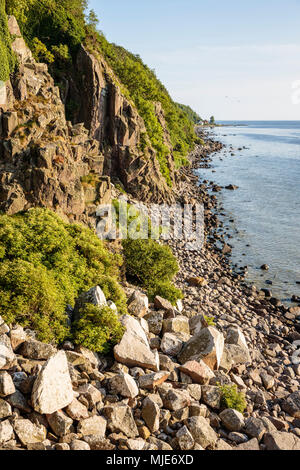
[196,121,300,304]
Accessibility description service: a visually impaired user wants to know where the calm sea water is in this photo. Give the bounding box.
[197,121,300,303]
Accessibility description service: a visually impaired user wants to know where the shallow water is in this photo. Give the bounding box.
[196,121,300,303]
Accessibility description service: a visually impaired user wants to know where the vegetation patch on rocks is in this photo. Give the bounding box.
[0,208,126,343]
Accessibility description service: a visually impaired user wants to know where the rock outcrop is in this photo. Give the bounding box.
[72,45,175,203]
[0,17,110,227]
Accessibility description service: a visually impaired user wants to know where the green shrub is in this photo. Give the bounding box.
[122,238,182,304]
[0,208,127,342]
[219,384,247,413]
[0,259,68,342]
[31,37,54,63]
[73,304,125,353]
[204,315,215,327]
[147,280,183,305]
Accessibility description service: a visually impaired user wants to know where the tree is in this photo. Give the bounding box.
[86,9,99,31]
[210,116,215,124]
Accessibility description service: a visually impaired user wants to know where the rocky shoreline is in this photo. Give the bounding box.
[1,133,300,451]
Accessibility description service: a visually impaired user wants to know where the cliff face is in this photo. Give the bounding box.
[0,17,110,227]
[71,45,175,203]
[0,15,178,228]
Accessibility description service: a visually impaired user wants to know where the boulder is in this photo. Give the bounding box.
[235,438,260,451]
[264,431,300,450]
[114,315,159,371]
[138,371,170,390]
[244,417,276,442]
[7,390,31,413]
[109,372,139,398]
[19,339,56,360]
[77,383,103,409]
[103,404,139,438]
[162,389,191,411]
[9,325,27,351]
[0,420,14,443]
[127,291,148,318]
[0,371,16,397]
[178,327,224,370]
[160,333,183,356]
[176,425,195,450]
[179,360,215,385]
[0,334,16,369]
[225,344,251,365]
[77,416,107,437]
[201,386,222,409]
[282,391,300,418]
[65,398,89,420]
[144,311,164,335]
[219,408,245,432]
[163,316,190,336]
[70,440,90,451]
[32,351,74,414]
[142,396,160,432]
[47,410,73,437]
[0,317,9,335]
[154,296,174,312]
[0,399,12,419]
[186,416,218,449]
[13,419,46,446]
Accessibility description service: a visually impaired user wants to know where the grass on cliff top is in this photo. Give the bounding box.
[0,208,127,344]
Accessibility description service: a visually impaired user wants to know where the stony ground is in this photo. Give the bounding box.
[0,135,300,451]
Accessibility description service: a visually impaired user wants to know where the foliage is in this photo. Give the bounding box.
[0,0,16,81]
[219,384,247,413]
[73,304,125,353]
[210,116,215,124]
[31,37,54,63]
[5,0,87,63]
[122,238,182,305]
[204,315,215,326]
[0,208,127,342]
[176,103,201,124]
[112,199,181,304]
[0,259,68,342]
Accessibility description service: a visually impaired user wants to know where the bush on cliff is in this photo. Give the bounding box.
[5,0,86,56]
[73,304,125,353]
[0,208,127,343]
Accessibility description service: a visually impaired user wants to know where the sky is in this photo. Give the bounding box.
[88,0,300,120]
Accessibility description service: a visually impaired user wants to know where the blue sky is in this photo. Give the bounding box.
[88,0,300,120]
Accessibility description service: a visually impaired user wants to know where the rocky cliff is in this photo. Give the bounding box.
[0,17,110,227]
[70,45,175,203]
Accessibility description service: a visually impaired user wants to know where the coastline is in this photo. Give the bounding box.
[165,131,300,427]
